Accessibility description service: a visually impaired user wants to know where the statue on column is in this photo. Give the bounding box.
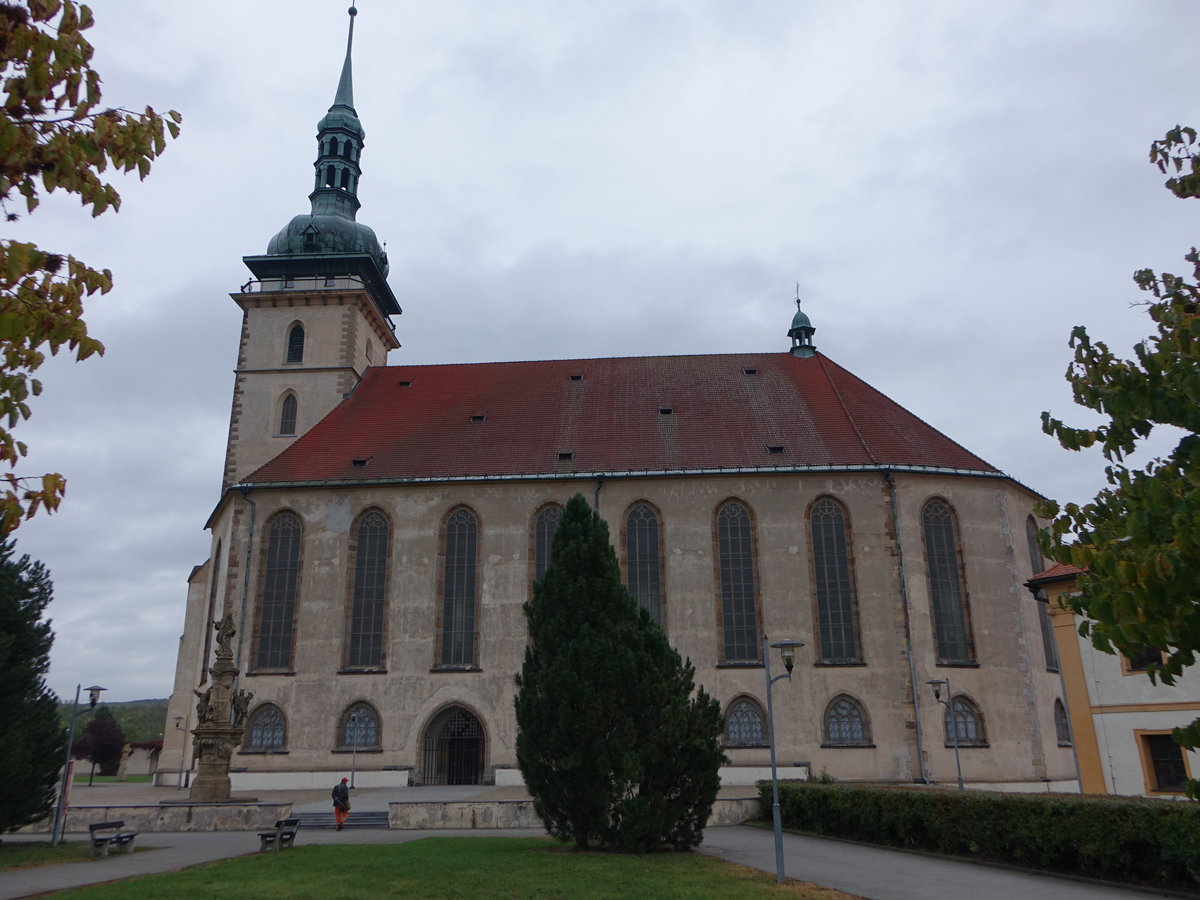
[188,614,254,802]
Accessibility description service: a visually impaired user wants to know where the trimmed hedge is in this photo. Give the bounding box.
[761,781,1200,892]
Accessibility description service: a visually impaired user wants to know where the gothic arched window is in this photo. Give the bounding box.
[286,323,304,364]
[716,500,760,662]
[945,695,987,746]
[346,510,389,669]
[279,393,297,436]
[532,504,562,584]
[724,697,767,746]
[255,512,302,670]
[439,507,479,667]
[626,502,664,626]
[810,497,860,662]
[247,704,286,750]
[824,695,871,746]
[922,499,974,663]
[338,702,380,749]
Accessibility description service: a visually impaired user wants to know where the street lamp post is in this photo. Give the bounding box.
[348,711,362,789]
[51,684,105,846]
[925,678,964,791]
[764,636,805,885]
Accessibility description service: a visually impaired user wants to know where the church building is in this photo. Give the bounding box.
[158,8,1078,792]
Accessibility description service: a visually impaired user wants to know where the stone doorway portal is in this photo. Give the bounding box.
[421,705,484,785]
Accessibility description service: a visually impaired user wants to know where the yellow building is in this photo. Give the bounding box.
[1030,563,1198,796]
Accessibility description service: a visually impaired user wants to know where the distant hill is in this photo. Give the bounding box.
[58,698,169,744]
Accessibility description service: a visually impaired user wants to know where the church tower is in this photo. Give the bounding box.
[222,5,401,489]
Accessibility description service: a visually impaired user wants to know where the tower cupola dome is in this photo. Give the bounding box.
[788,297,816,358]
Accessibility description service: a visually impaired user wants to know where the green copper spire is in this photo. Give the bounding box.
[333,5,357,109]
[247,4,400,316]
[311,4,364,218]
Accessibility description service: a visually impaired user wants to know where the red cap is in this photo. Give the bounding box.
[341,777,348,782]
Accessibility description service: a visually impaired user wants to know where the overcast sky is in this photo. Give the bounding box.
[13,1,1197,704]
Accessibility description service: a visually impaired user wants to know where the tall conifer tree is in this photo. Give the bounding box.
[515,494,724,851]
[0,542,63,832]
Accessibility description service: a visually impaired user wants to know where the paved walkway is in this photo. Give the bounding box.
[0,784,1177,899]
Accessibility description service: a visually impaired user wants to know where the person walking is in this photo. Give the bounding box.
[331,776,351,831]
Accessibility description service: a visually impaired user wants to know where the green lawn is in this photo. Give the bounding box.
[47,837,849,899]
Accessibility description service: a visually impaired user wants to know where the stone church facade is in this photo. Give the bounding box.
[158,9,1077,792]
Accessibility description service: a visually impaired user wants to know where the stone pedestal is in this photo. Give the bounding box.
[188,615,252,803]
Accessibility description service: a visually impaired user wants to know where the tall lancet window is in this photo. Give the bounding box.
[439,507,479,668]
[922,499,974,663]
[532,504,562,585]
[255,512,302,670]
[625,502,664,626]
[809,497,860,663]
[716,499,761,662]
[346,510,389,669]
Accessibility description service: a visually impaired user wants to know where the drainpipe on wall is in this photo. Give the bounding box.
[593,474,605,511]
[236,486,257,672]
[884,469,929,784]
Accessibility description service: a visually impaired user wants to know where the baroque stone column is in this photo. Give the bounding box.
[189,614,253,802]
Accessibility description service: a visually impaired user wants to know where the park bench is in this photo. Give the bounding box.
[258,817,301,852]
[88,821,138,858]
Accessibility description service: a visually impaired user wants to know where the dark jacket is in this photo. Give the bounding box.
[332,782,350,809]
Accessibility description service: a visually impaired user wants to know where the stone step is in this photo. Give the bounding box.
[293,810,390,830]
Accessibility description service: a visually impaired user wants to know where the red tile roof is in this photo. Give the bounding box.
[1028,562,1085,583]
[245,351,1000,485]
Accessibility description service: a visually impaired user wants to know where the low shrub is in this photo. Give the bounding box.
[762,781,1200,892]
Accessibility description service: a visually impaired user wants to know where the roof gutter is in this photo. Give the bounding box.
[206,463,1041,528]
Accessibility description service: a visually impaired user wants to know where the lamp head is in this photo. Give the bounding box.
[85,685,107,708]
[924,679,946,701]
[770,639,806,675]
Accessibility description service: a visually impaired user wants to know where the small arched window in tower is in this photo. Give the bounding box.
[286,324,304,364]
[279,394,298,436]
[341,141,351,159]
[326,164,337,187]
